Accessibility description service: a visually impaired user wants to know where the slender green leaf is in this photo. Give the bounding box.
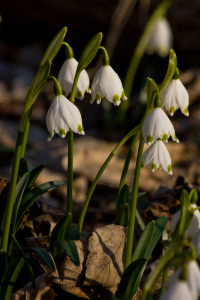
[77,32,103,73]
[115,203,129,227]
[27,164,44,189]
[12,235,36,287]
[0,249,7,281]
[49,213,72,257]
[117,184,130,208]
[115,258,147,300]
[132,215,168,261]
[0,256,25,299]
[58,239,80,266]
[11,172,30,235]
[26,247,55,272]
[18,157,28,177]
[40,26,67,66]
[15,180,67,231]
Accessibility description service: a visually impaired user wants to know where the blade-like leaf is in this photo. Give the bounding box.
[26,247,55,272]
[18,157,28,177]
[58,239,80,266]
[117,184,130,208]
[11,172,30,234]
[0,256,25,299]
[40,26,67,66]
[15,180,67,231]
[115,258,147,300]
[115,203,129,227]
[27,164,44,189]
[49,213,72,257]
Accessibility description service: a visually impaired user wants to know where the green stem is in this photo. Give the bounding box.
[75,125,141,239]
[20,106,33,159]
[140,240,180,300]
[124,136,144,270]
[117,131,140,201]
[66,131,73,215]
[1,130,23,252]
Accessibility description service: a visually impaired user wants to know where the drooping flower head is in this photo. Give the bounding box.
[58,44,90,100]
[161,68,189,116]
[147,18,173,58]
[159,280,193,300]
[91,47,127,106]
[142,140,172,175]
[46,95,85,141]
[142,107,179,145]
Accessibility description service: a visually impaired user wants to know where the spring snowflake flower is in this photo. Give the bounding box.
[91,65,127,106]
[58,58,90,100]
[171,204,200,256]
[161,79,189,116]
[46,95,85,141]
[159,280,193,300]
[147,18,173,58]
[142,107,179,145]
[165,260,200,300]
[142,140,172,174]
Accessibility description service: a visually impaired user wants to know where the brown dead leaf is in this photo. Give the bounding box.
[84,224,127,291]
[12,272,56,300]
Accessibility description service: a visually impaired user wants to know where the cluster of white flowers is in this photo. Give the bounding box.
[159,260,200,300]
[171,203,200,257]
[141,75,189,175]
[46,49,126,140]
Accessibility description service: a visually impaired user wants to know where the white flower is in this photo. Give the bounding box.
[147,18,173,58]
[171,204,200,256]
[142,140,172,174]
[159,280,193,300]
[171,204,200,239]
[91,65,127,106]
[46,95,85,141]
[142,107,179,145]
[161,79,189,116]
[58,58,90,100]
[165,261,200,299]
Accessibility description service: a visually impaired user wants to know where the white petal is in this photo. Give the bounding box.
[147,18,173,58]
[91,66,124,105]
[158,141,172,174]
[159,281,193,300]
[58,96,85,135]
[187,260,200,297]
[175,80,189,116]
[58,58,90,99]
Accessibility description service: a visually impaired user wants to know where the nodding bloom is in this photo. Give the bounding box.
[147,18,173,58]
[142,139,172,175]
[91,65,127,106]
[58,58,90,100]
[159,280,193,300]
[46,95,85,141]
[163,260,200,300]
[171,204,200,256]
[142,107,179,145]
[161,79,189,116]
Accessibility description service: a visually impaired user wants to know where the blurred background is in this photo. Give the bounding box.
[0,0,200,231]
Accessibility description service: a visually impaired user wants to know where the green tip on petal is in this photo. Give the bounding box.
[183,106,189,116]
[121,90,127,100]
[77,90,83,99]
[112,94,120,104]
[167,164,172,174]
[77,124,83,133]
[47,132,52,141]
[59,128,66,138]
[87,86,91,92]
[151,163,157,172]
[162,133,168,142]
[96,94,101,104]
[147,135,153,145]
[174,133,179,143]
[169,106,176,116]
